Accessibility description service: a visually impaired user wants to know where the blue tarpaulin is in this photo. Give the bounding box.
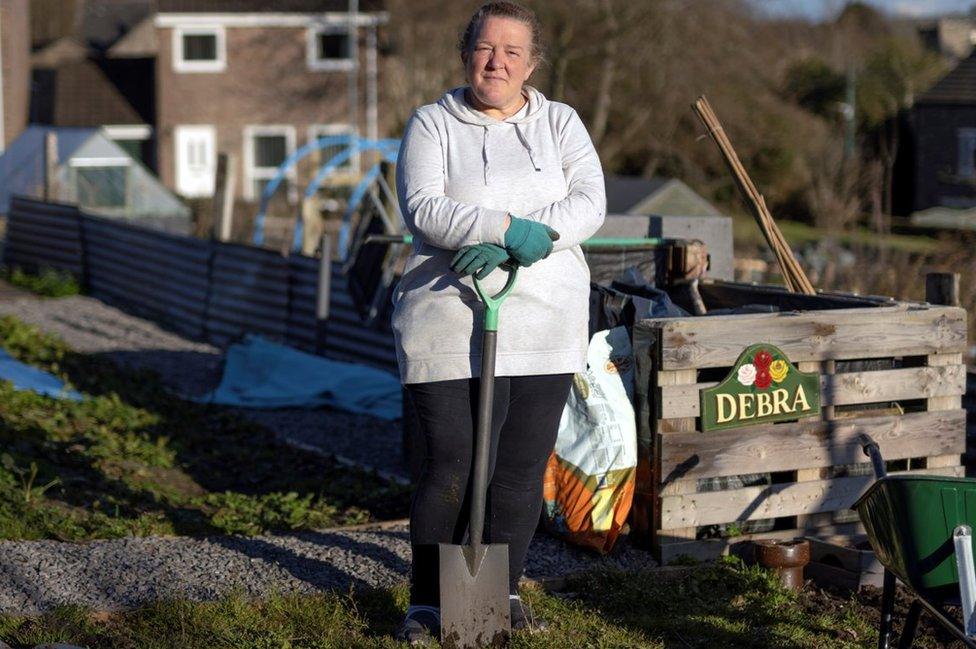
[0,348,82,400]
[194,335,402,420]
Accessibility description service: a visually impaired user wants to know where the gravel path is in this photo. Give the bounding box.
[0,522,657,615]
[0,288,657,616]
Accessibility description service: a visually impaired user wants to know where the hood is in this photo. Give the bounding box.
[437,85,547,184]
[438,85,547,126]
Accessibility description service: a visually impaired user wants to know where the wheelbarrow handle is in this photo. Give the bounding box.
[858,433,887,479]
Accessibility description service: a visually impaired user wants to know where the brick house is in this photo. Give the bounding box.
[912,50,976,212]
[31,0,386,209]
[0,0,31,152]
[153,0,385,205]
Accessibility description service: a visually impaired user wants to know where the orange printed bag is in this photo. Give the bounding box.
[542,327,637,554]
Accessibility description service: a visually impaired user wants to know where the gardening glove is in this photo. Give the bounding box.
[450,243,511,280]
[503,216,559,267]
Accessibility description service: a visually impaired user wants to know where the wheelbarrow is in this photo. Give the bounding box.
[853,433,976,649]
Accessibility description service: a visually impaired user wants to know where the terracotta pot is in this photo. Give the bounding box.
[754,538,811,590]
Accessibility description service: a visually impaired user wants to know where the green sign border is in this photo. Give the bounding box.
[700,343,821,432]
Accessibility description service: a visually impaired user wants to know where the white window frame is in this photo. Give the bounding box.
[101,124,153,141]
[243,125,298,203]
[306,24,355,71]
[958,128,976,179]
[173,25,226,73]
[308,124,360,175]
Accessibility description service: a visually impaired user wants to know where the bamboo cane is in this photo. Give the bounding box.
[692,96,815,295]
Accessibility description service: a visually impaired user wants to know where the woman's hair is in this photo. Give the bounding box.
[459,2,545,64]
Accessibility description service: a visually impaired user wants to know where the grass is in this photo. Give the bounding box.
[0,558,960,648]
[2,266,81,298]
[730,213,942,255]
[0,315,411,541]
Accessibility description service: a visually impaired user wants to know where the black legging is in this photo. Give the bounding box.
[405,373,573,605]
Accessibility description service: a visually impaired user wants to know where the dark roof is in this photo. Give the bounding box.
[604,175,669,213]
[157,0,384,11]
[31,37,90,68]
[80,0,154,50]
[30,59,150,126]
[917,50,976,105]
[31,0,154,51]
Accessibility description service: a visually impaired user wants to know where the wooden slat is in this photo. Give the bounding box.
[659,364,966,419]
[795,463,832,529]
[928,354,964,417]
[660,466,963,530]
[793,382,827,542]
[656,369,698,540]
[637,304,967,370]
[656,369,697,433]
[929,353,963,366]
[821,359,837,420]
[656,522,864,565]
[658,409,965,484]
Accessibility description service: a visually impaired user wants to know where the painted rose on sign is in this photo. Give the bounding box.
[755,368,772,389]
[753,350,773,370]
[769,359,789,383]
[737,363,756,386]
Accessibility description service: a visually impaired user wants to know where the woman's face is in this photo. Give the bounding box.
[464,16,536,111]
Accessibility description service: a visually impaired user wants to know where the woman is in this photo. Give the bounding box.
[393,2,605,642]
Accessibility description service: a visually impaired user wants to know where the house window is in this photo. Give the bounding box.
[958,128,976,178]
[244,126,297,202]
[308,125,359,176]
[174,26,226,73]
[307,25,355,71]
[68,160,130,210]
[102,125,154,169]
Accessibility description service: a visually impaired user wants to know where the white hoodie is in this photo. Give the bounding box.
[392,86,606,384]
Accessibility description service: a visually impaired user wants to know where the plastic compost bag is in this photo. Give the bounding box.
[542,326,637,554]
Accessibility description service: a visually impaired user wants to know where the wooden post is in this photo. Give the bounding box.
[924,275,963,470]
[211,153,236,241]
[301,198,321,256]
[796,360,834,530]
[655,368,698,561]
[44,131,58,201]
[315,232,332,355]
[926,272,960,307]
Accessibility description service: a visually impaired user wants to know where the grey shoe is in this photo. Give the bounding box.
[394,609,441,646]
[511,596,548,633]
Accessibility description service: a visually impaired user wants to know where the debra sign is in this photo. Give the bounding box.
[700,344,821,432]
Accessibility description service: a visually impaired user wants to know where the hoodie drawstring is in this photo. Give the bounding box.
[513,123,541,172]
[482,127,490,185]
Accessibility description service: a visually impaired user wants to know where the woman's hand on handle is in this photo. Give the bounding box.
[450,243,511,280]
[503,216,559,267]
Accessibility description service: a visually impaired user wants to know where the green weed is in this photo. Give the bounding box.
[4,266,81,297]
[0,315,410,541]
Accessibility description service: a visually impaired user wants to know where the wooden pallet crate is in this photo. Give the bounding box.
[804,535,884,591]
[630,278,969,564]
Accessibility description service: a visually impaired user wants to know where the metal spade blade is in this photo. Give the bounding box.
[439,543,511,648]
